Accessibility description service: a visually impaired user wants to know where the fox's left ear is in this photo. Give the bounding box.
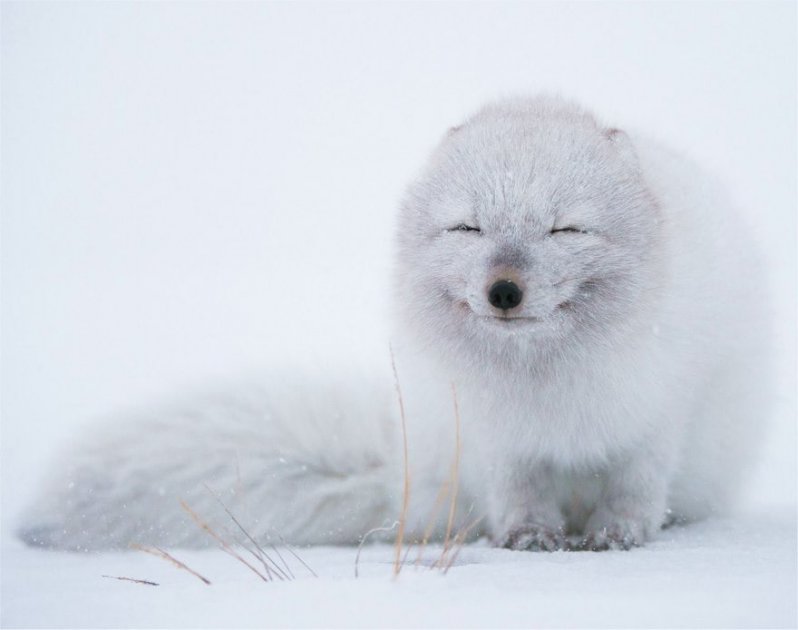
[447,124,464,137]
[604,128,639,167]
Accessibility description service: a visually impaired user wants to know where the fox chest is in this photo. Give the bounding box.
[460,371,678,468]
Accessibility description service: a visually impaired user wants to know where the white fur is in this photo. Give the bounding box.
[19,97,770,551]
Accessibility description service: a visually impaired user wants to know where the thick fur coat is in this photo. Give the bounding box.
[19,97,769,551]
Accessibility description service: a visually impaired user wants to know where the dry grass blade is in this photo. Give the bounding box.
[180,500,270,582]
[390,345,411,578]
[434,383,462,569]
[102,574,159,586]
[130,543,211,585]
[269,534,296,580]
[442,514,485,574]
[201,483,288,581]
[239,540,285,582]
[276,534,317,578]
[400,536,419,569]
[354,522,398,578]
[414,480,451,567]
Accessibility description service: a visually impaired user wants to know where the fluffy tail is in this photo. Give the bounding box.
[18,373,401,551]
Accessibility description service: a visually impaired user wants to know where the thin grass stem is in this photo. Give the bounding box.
[390,345,411,578]
[180,500,270,582]
[436,383,462,569]
[130,543,211,585]
[355,522,399,578]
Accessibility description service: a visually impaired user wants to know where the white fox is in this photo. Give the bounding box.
[19,97,770,551]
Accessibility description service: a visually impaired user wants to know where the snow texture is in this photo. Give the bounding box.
[2,510,796,628]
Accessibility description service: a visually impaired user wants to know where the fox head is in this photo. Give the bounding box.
[394,97,664,372]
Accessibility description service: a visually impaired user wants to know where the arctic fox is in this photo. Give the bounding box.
[19,97,769,552]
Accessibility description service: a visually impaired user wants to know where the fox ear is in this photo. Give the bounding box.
[605,127,638,166]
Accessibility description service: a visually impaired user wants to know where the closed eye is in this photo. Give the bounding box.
[550,226,587,235]
[448,223,481,233]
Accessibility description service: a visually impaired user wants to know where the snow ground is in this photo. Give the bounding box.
[2,509,796,629]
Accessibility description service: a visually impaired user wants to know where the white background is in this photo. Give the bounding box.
[2,1,795,535]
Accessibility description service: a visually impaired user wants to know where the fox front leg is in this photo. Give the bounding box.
[488,461,567,552]
[581,443,675,551]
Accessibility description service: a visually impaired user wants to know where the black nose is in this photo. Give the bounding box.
[488,280,523,310]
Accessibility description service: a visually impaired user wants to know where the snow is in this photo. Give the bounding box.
[3,510,795,628]
[2,2,796,628]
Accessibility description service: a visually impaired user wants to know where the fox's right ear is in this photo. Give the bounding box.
[604,127,639,168]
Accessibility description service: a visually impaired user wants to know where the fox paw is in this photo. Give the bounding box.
[579,519,646,551]
[496,524,567,552]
